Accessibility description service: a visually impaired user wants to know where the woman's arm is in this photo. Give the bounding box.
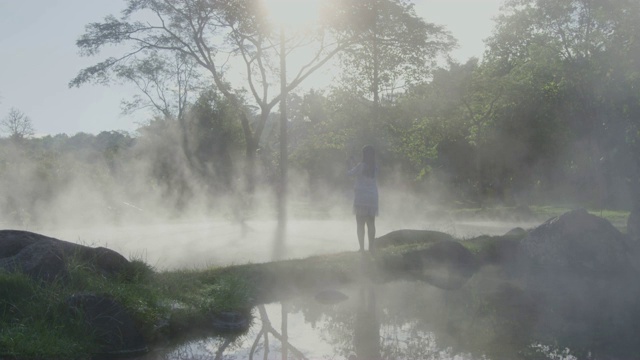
[348,162,362,176]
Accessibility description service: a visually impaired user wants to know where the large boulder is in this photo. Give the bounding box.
[518,208,634,278]
[516,209,640,355]
[0,230,131,282]
[0,240,68,282]
[0,231,148,357]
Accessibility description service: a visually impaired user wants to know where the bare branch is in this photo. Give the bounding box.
[1,108,35,140]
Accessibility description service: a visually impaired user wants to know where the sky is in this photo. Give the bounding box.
[0,0,503,136]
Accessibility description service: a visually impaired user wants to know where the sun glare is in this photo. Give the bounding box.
[263,0,320,28]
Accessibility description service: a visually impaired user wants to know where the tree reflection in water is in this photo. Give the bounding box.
[148,257,499,359]
[248,303,308,360]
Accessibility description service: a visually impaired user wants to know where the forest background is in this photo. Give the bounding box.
[1,0,639,229]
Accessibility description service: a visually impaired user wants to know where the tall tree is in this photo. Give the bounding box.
[336,0,455,108]
[69,0,358,193]
[184,88,245,189]
[114,51,204,173]
[116,52,199,123]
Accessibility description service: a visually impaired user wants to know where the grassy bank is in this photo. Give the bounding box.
[0,249,391,359]
[0,255,256,359]
[448,205,630,230]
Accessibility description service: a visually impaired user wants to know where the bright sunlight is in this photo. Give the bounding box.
[262,0,321,28]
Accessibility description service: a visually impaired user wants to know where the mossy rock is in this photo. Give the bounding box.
[464,235,523,267]
[376,229,454,249]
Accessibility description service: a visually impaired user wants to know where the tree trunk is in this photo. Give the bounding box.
[277,26,288,232]
[244,135,258,194]
[371,1,380,111]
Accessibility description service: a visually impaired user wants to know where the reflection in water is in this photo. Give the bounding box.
[140,278,497,360]
[249,303,307,360]
[352,284,380,360]
[143,265,502,359]
[282,302,288,360]
[143,254,566,359]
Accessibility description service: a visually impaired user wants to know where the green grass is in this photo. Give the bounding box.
[0,271,97,358]
[0,254,256,359]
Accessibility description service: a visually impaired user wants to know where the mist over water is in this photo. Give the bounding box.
[9,189,538,271]
[0,137,541,270]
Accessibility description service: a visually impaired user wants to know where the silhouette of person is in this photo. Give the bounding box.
[348,145,379,252]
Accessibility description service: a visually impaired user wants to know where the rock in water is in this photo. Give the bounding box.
[402,240,479,290]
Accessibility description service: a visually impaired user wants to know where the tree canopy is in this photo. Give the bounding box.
[45,0,640,219]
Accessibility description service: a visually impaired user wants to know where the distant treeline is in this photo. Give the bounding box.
[1,79,638,228]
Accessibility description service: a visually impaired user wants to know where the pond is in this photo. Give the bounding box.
[135,276,574,360]
[139,280,474,359]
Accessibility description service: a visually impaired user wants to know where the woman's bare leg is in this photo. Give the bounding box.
[356,215,366,251]
[366,216,376,252]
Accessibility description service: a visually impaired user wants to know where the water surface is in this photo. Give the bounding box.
[138,280,493,360]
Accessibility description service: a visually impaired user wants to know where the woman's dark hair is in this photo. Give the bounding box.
[362,145,375,178]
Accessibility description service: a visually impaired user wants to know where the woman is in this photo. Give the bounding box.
[348,145,378,252]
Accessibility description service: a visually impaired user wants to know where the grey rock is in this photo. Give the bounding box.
[0,230,131,282]
[376,229,454,249]
[402,240,479,290]
[0,240,68,282]
[516,209,640,351]
[518,208,632,278]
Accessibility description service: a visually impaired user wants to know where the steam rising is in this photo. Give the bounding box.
[0,131,540,271]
